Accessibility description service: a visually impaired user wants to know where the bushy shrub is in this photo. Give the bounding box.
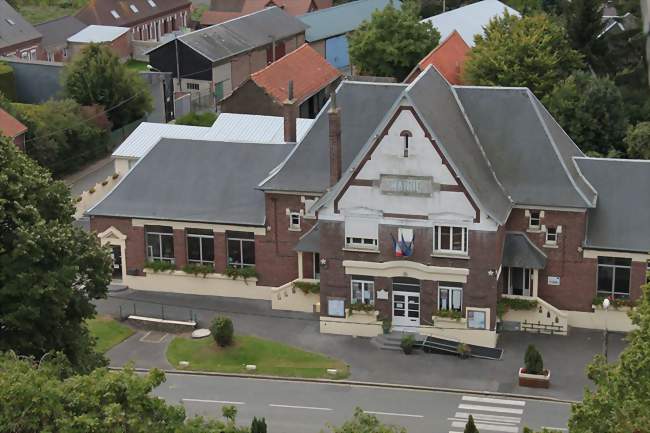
[175,111,217,126]
[464,414,479,433]
[211,316,234,347]
[524,344,544,375]
[400,334,415,354]
[251,417,267,433]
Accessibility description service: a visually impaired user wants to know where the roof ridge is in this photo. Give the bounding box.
[251,43,310,79]
[298,0,376,16]
[181,6,281,39]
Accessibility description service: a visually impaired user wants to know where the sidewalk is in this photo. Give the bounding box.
[95,289,626,401]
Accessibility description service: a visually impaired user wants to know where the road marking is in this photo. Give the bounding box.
[363,410,424,418]
[269,404,332,411]
[139,331,168,343]
[182,398,245,405]
[458,404,524,415]
[462,396,526,407]
[452,421,519,433]
[455,412,521,424]
[541,427,568,431]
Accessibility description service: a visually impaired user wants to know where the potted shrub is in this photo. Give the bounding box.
[518,344,550,388]
[457,343,471,359]
[400,334,415,355]
[382,319,392,334]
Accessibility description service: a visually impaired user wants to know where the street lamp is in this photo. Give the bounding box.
[146,64,161,72]
[602,297,610,361]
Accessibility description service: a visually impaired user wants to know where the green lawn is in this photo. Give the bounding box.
[167,335,350,379]
[125,59,150,72]
[17,5,81,25]
[88,316,134,353]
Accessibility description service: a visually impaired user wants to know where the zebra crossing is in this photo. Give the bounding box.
[448,395,526,433]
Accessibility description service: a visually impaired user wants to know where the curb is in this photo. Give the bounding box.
[108,366,579,404]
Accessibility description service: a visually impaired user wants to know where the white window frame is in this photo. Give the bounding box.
[289,212,301,231]
[345,237,378,250]
[546,227,558,245]
[146,230,175,263]
[502,267,532,296]
[227,234,255,268]
[438,285,462,312]
[351,279,375,305]
[433,225,468,255]
[186,232,214,265]
[529,210,541,229]
[597,256,631,296]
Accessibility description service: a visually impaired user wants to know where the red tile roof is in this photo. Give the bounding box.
[0,108,27,139]
[201,0,332,26]
[405,30,470,85]
[250,43,341,103]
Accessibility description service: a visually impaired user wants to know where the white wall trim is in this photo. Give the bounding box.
[342,260,468,282]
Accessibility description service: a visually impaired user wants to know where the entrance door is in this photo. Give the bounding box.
[110,245,123,279]
[393,291,420,330]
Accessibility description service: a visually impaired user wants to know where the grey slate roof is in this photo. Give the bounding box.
[575,157,650,253]
[298,0,397,42]
[0,0,42,50]
[455,86,597,209]
[260,80,407,193]
[295,223,320,252]
[172,7,307,63]
[502,232,547,269]
[88,138,293,225]
[36,16,86,51]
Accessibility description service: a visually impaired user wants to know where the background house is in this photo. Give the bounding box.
[219,44,342,119]
[35,16,87,62]
[75,0,191,42]
[67,25,132,60]
[0,0,43,60]
[404,30,470,84]
[0,107,27,151]
[298,0,396,72]
[147,7,307,109]
[200,0,332,27]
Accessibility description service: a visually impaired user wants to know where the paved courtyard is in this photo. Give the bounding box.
[96,289,626,401]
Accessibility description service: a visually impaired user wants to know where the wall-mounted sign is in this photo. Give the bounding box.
[377,289,389,300]
[379,175,434,196]
[547,276,561,286]
[467,310,486,329]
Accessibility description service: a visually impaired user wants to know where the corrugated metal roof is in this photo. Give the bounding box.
[67,25,129,43]
[298,0,397,42]
[422,0,520,46]
[204,113,314,143]
[112,123,211,159]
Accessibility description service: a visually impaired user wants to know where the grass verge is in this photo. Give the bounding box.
[167,335,350,379]
[88,315,134,353]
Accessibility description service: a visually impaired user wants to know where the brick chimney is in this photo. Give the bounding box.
[283,80,297,143]
[329,88,342,186]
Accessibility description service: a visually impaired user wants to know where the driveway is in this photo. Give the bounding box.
[96,289,626,401]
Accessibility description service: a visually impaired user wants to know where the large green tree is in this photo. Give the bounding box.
[543,71,627,156]
[564,0,606,67]
[62,44,153,128]
[625,122,650,159]
[569,282,650,432]
[463,12,583,99]
[0,137,111,372]
[0,354,249,433]
[325,407,406,433]
[348,0,440,81]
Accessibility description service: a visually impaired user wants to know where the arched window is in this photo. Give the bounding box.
[400,130,412,157]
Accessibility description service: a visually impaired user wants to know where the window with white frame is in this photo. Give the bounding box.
[597,257,630,296]
[546,227,558,244]
[502,267,532,296]
[438,283,462,312]
[186,229,214,265]
[289,212,300,230]
[227,231,255,268]
[529,210,541,228]
[186,82,200,91]
[433,225,468,254]
[145,225,175,263]
[344,216,379,250]
[351,278,375,305]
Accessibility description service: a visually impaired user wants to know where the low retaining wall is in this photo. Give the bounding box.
[127,315,196,333]
[271,279,319,313]
[566,307,635,332]
[421,317,498,348]
[123,271,272,300]
[74,172,120,219]
[501,296,568,336]
[320,311,382,337]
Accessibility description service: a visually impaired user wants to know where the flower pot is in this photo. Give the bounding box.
[518,367,551,388]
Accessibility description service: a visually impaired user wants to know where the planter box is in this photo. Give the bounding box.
[518,368,550,388]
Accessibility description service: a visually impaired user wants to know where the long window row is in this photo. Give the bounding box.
[344,223,469,254]
[145,226,255,268]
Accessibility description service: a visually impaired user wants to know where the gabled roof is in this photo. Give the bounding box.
[68,25,129,43]
[161,7,307,64]
[502,232,547,269]
[36,16,87,50]
[200,0,331,26]
[298,0,397,42]
[205,113,314,143]
[76,0,191,27]
[455,85,597,209]
[422,0,520,46]
[112,122,211,159]
[88,138,293,225]
[575,157,650,253]
[259,80,407,193]
[405,30,470,84]
[0,0,42,50]
[249,44,341,103]
[0,107,27,138]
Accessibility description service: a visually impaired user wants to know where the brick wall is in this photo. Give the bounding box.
[219,80,283,116]
[90,216,146,273]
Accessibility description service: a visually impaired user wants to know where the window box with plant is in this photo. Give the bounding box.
[591,294,636,310]
[348,302,377,317]
[181,263,214,278]
[518,344,550,388]
[144,260,176,273]
[293,280,320,294]
[497,297,538,320]
[433,309,463,321]
[224,265,258,283]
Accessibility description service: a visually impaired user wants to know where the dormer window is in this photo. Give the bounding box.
[110,10,120,19]
[130,4,139,13]
[400,130,412,158]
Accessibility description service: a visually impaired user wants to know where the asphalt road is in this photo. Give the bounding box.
[154,373,572,433]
